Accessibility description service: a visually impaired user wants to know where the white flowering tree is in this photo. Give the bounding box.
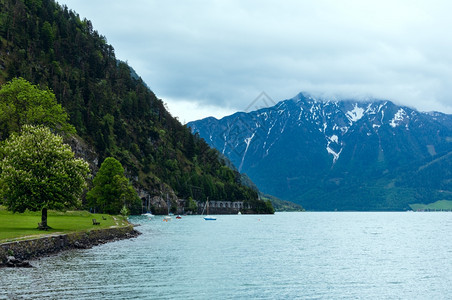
[0,125,90,230]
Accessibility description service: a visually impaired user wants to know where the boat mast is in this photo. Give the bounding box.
[167,193,170,215]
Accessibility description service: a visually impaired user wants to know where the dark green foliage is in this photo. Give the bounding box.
[185,197,198,213]
[243,198,275,214]
[86,157,141,215]
[0,77,75,140]
[0,0,268,212]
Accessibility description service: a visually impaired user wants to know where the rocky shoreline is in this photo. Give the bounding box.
[0,225,141,268]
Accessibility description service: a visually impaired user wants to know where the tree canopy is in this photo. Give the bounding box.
[0,125,90,228]
[0,77,75,141]
[87,157,141,215]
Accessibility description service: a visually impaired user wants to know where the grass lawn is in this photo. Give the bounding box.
[0,206,129,243]
[409,200,452,211]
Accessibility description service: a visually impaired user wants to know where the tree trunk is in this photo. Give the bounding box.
[39,207,48,230]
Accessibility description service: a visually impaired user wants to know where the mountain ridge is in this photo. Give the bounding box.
[188,92,452,210]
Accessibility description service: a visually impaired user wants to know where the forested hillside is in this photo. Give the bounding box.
[0,0,272,213]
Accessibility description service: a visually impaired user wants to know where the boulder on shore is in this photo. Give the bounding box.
[6,256,33,268]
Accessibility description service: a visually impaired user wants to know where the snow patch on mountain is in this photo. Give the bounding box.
[340,126,349,134]
[329,135,339,143]
[365,103,377,114]
[326,132,342,163]
[281,121,287,134]
[297,108,304,121]
[222,133,228,154]
[327,146,342,163]
[258,111,269,121]
[239,133,255,171]
[267,122,276,135]
[390,109,407,128]
[346,104,364,124]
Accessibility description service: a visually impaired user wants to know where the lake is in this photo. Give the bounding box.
[1,212,451,299]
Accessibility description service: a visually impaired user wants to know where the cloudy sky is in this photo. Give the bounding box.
[59,0,452,122]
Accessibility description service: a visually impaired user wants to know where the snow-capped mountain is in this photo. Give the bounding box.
[188,92,452,210]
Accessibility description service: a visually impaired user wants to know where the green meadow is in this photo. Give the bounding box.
[409,200,452,211]
[0,206,128,243]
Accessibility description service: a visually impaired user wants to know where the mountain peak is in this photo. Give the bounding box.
[188,93,452,211]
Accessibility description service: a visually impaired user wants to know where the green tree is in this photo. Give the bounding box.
[41,21,54,51]
[120,205,130,219]
[87,157,141,214]
[185,196,198,213]
[0,78,75,141]
[0,125,90,229]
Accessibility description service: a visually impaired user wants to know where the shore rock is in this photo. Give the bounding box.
[5,256,33,268]
[0,226,141,267]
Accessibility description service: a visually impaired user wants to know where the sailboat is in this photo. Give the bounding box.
[164,194,172,221]
[202,198,217,221]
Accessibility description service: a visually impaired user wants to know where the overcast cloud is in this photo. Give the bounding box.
[59,0,452,122]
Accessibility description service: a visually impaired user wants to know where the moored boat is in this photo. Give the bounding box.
[202,198,217,221]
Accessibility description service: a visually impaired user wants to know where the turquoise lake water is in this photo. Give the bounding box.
[1,212,451,299]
